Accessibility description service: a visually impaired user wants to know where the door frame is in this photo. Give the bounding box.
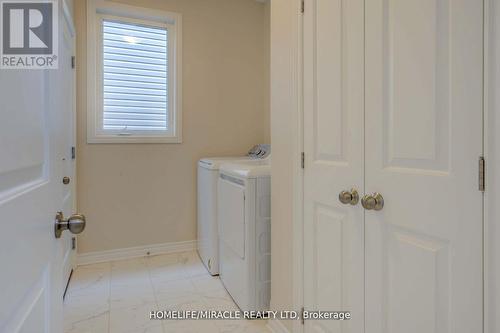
[266,1,305,333]
[289,0,304,332]
[292,1,304,331]
[60,0,78,292]
[269,0,305,332]
[484,0,499,332]
[269,1,304,332]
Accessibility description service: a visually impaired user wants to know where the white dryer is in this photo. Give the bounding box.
[197,145,270,276]
[217,158,271,311]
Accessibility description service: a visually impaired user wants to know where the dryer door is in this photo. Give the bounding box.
[218,174,245,259]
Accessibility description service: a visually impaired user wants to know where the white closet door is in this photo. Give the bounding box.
[364,0,484,332]
[303,0,364,332]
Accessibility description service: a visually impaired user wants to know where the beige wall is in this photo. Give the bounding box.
[270,0,299,330]
[75,0,270,254]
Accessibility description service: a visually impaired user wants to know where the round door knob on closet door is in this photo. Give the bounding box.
[361,193,384,211]
[338,189,359,205]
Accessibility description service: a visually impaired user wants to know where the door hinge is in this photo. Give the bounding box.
[71,56,75,69]
[71,237,76,250]
[301,0,305,13]
[479,156,485,192]
[301,152,305,169]
[301,307,305,325]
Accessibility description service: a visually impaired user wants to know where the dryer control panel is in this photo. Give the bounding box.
[247,144,271,159]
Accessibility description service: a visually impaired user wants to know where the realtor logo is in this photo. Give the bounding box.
[1,0,58,69]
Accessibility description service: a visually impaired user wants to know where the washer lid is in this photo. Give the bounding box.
[198,156,252,170]
[219,159,271,179]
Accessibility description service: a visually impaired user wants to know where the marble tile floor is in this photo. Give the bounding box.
[64,251,271,333]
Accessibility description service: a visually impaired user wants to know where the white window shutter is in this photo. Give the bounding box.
[102,20,168,132]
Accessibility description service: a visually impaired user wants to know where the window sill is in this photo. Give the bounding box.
[87,135,182,144]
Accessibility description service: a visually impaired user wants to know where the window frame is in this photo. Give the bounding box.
[87,0,182,144]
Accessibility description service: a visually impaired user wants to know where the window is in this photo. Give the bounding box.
[102,20,168,133]
[87,0,182,143]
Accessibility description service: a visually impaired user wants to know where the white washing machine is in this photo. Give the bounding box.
[217,158,271,311]
[197,145,270,276]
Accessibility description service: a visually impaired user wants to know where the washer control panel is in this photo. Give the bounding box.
[247,144,271,159]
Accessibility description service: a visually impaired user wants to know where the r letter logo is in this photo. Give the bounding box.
[1,0,58,69]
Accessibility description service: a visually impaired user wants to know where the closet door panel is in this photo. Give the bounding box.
[303,0,364,332]
[365,0,483,332]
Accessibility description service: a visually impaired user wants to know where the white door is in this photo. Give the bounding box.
[57,2,77,296]
[364,0,484,332]
[304,0,484,332]
[303,0,365,332]
[0,1,78,332]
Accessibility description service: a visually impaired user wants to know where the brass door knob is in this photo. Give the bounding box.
[361,193,384,211]
[55,212,86,238]
[339,189,359,205]
[63,176,71,185]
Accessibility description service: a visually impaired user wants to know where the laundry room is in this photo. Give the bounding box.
[67,0,272,332]
[2,0,499,333]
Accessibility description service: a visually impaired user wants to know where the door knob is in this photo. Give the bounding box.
[55,212,86,238]
[361,193,384,211]
[339,189,359,205]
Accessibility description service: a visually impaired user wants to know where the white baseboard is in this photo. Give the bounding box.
[267,319,291,333]
[77,240,197,266]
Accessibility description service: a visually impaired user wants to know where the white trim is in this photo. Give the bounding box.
[270,1,304,332]
[86,0,182,144]
[62,0,76,37]
[484,0,499,332]
[267,319,291,333]
[77,240,197,266]
[292,0,304,332]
